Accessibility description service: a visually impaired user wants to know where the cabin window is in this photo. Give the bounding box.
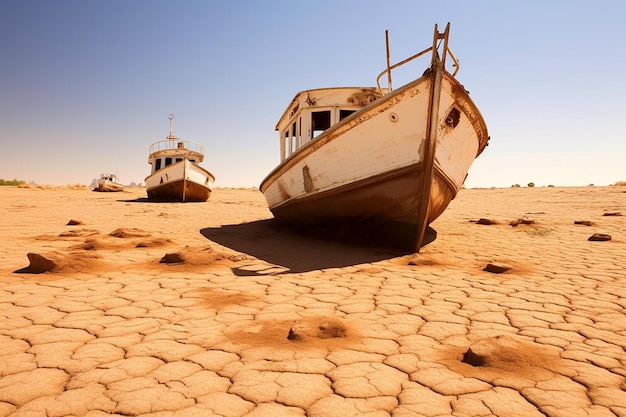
[311,110,331,138]
[176,158,183,163]
[291,121,297,153]
[340,109,356,121]
[189,159,196,164]
[165,157,173,166]
[155,159,162,170]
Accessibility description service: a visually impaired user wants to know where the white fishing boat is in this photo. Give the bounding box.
[260,24,490,252]
[95,173,124,192]
[144,114,215,202]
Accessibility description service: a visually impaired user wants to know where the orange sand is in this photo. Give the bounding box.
[1,185,625,416]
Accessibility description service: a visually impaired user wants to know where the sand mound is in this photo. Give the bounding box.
[287,317,348,341]
[460,335,559,371]
[442,334,564,382]
[483,262,513,273]
[69,234,173,251]
[135,237,173,248]
[109,228,150,238]
[14,251,103,274]
[15,253,58,273]
[71,239,103,251]
[160,252,186,263]
[157,246,245,267]
[287,318,348,341]
[59,228,100,237]
[221,316,358,351]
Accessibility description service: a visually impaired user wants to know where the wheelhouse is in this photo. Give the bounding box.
[100,174,119,182]
[275,87,382,161]
[148,139,204,174]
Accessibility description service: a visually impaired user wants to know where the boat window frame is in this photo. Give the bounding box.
[339,109,356,121]
[311,110,331,139]
[291,121,297,155]
[281,129,289,161]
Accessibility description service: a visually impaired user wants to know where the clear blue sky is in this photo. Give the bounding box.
[2,0,625,188]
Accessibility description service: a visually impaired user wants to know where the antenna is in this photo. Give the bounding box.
[168,113,174,139]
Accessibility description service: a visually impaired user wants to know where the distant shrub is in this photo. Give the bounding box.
[527,227,552,236]
[0,178,26,186]
[511,184,521,188]
[15,183,89,190]
[66,184,90,190]
[527,182,535,188]
[547,184,554,187]
[612,180,626,186]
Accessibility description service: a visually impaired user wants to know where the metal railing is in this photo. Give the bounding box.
[375,24,459,95]
[149,139,204,155]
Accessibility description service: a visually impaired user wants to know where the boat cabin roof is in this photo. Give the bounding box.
[148,138,204,161]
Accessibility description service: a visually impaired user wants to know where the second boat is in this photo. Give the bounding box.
[144,114,215,202]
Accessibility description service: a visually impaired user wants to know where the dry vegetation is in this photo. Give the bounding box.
[17,183,90,190]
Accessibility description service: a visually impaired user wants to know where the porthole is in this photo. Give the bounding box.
[389,112,399,123]
[446,108,461,128]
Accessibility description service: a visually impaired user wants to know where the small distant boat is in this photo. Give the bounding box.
[144,114,215,202]
[96,173,124,192]
[260,24,489,252]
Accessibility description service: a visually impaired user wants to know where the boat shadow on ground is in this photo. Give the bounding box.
[117,198,151,202]
[199,219,437,274]
[116,198,206,203]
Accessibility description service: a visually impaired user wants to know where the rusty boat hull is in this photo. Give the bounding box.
[145,159,213,202]
[146,179,211,202]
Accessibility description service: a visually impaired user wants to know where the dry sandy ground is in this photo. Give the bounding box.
[0,185,625,417]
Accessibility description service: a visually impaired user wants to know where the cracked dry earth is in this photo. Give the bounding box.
[0,185,625,417]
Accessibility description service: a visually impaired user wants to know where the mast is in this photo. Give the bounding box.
[168,113,175,140]
[385,30,392,91]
